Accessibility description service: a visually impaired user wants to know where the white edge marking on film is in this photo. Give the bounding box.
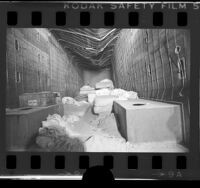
[0,175,156,180]
[0,175,83,180]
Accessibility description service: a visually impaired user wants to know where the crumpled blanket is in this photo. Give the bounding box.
[62,97,91,117]
[63,115,80,124]
[42,114,65,128]
[36,125,85,152]
[36,114,89,152]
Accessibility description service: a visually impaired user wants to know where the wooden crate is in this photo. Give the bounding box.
[6,104,64,151]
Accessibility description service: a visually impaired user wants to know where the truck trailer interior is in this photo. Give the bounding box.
[6,28,190,152]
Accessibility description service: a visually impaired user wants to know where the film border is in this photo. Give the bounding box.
[0,1,199,180]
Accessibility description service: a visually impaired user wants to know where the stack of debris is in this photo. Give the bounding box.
[75,79,138,107]
[62,97,91,117]
[92,79,139,114]
[72,79,139,114]
[75,85,95,102]
[34,79,139,152]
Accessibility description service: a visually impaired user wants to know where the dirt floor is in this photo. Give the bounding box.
[29,105,188,153]
[64,107,188,153]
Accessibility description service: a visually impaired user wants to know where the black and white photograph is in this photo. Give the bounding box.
[5,28,190,153]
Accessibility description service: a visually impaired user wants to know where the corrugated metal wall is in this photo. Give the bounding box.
[6,28,83,108]
[112,29,190,145]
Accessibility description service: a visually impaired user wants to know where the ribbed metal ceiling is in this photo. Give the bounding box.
[49,28,121,69]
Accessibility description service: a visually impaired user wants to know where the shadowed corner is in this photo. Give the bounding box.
[82,165,115,184]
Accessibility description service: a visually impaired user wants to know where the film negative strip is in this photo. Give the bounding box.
[0,1,199,181]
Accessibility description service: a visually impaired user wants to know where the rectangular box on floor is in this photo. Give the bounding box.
[113,99,185,144]
[6,104,64,151]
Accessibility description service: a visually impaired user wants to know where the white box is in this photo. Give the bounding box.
[113,99,185,144]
